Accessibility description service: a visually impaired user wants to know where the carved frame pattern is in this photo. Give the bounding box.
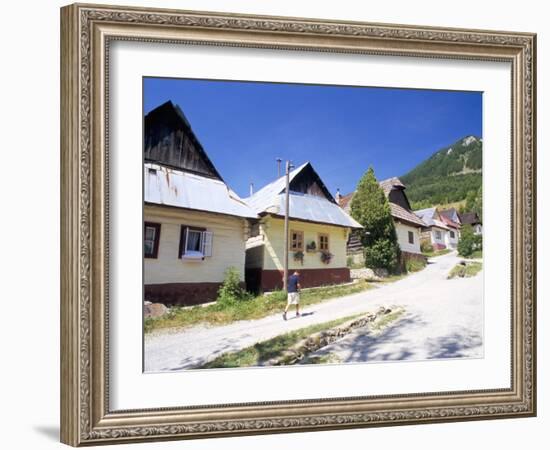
[60,3,536,446]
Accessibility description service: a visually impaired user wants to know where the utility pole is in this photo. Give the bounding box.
[283,160,292,291]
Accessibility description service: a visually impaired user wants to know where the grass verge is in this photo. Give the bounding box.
[144,280,372,334]
[198,314,363,369]
[447,261,482,279]
[423,248,452,258]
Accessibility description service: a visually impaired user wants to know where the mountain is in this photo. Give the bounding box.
[400,135,482,210]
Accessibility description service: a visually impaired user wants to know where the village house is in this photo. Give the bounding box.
[244,162,362,292]
[143,101,257,306]
[414,207,452,250]
[438,208,461,248]
[459,211,483,235]
[338,177,426,264]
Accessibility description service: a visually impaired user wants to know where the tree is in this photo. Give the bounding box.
[457,224,482,257]
[350,167,400,271]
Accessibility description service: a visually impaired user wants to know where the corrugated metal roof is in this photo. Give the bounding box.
[144,163,257,218]
[246,162,362,228]
[414,208,448,230]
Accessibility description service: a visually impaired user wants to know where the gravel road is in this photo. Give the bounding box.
[144,251,483,372]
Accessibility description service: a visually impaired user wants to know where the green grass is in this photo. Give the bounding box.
[447,262,483,279]
[405,258,427,273]
[469,249,483,259]
[369,309,405,332]
[422,248,452,258]
[199,314,363,369]
[144,280,373,334]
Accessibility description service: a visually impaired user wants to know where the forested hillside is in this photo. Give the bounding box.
[401,135,482,211]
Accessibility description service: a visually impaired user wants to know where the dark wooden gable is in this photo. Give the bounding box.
[388,187,412,211]
[144,101,222,180]
[288,163,336,203]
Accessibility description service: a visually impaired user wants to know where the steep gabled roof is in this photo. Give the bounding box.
[246,162,362,228]
[144,101,223,181]
[144,163,256,219]
[340,177,425,228]
[379,177,406,196]
[414,208,448,230]
[459,212,482,226]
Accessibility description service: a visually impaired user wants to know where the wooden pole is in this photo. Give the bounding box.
[283,161,291,292]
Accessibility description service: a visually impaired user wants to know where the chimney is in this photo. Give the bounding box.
[249,182,254,196]
[335,188,341,204]
[276,158,282,178]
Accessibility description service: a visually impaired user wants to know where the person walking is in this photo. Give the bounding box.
[283,270,301,321]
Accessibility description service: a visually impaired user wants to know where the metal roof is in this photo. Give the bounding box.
[414,208,449,230]
[246,162,362,229]
[144,163,257,219]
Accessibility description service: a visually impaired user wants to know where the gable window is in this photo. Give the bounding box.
[435,230,442,240]
[144,222,161,258]
[318,233,330,251]
[408,231,414,245]
[290,230,304,251]
[179,226,213,260]
[450,230,455,239]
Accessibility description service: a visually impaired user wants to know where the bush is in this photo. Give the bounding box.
[217,267,250,306]
[364,239,400,272]
[420,240,434,254]
[458,225,483,257]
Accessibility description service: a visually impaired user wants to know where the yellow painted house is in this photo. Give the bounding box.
[143,102,256,306]
[244,162,362,292]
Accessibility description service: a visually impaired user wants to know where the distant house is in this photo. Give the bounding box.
[338,177,426,260]
[439,208,461,249]
[245,162,362,292]
[143,101,257,306]
[459,212,483,235]
[414,207,450,250]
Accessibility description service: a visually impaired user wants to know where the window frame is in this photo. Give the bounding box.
[144,222,161,259]
[318,232,330,252]
[408,230,414,245]
[179,225,210,258]
[450,230,455,239]
[435,229,442,240]
[290,229,304,252]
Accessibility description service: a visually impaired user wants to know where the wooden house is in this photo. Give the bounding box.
[458,211,483,235]
[143,101,257,306]
[338,177,426,262]
[244,162,362,292]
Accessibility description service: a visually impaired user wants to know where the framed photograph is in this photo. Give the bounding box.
[60,3,536,446]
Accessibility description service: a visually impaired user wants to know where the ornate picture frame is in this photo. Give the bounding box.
[60,3,536,446]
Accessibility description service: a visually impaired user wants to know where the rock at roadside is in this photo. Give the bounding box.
[144,302,169,318]
[350,267,387,281]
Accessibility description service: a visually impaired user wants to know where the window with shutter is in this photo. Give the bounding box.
[144,222,161,258]
[179,225,213,260]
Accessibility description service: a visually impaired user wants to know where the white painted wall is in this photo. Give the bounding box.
[144,205,248,283]
[260,216,350,270]
[430,227,448,247]
[395,222,422,254]
[445,228,460,248]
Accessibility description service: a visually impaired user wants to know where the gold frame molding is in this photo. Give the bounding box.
[60,3,536,446]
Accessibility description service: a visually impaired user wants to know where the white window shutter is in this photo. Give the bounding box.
[201,231,213,257]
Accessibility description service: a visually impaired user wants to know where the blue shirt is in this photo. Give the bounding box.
[288,274,300,293]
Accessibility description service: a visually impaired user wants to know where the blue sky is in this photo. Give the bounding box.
[144,77,482,198]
